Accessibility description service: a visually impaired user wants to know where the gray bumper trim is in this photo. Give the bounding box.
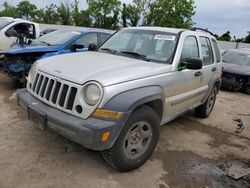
[16,89,129,151]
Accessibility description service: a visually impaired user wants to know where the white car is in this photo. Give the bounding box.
[0,17,40,51]
[17,27,222,171]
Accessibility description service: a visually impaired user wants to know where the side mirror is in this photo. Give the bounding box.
[5,29,17,37]
[71,44,84,51]
[183,57,203,70]
[88,44,98,51]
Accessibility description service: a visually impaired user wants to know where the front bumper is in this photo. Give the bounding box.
[222,78,242,90]
[17,89,130,151]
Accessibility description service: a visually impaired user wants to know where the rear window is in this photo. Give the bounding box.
[223,51,250,66]
[212,39,221,63]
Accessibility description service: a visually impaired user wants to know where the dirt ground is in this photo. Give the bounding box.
[0,74,249,188]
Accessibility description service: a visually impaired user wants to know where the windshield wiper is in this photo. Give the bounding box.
[120,51,150,62]
[99,48,118,54]
[40,41,51,46]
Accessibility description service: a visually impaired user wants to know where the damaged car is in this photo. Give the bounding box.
[222,48,250,94]
[0,17,40,51]
[0,28,113,84]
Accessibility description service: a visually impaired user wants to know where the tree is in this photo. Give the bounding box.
[0,1,19,18]
[57,2,72,25]
[244,32,250,43]
[145,0,195,29]
[34,4,59,24]
[75,10,92,27]
[133,0,152,25]
[218,31,231,41]
[72,0,81,26]
[121,1,142,27]
[121,3,128,27]
[126,4,141,26]
[88,0,121,29]
[16,0,37,20]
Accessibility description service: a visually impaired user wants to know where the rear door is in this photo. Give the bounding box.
[198,36,216,96]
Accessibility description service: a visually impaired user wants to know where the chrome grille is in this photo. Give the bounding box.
[31,73,78,111]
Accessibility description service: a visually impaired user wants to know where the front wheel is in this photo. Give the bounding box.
[102,105,160,172]
[195,87,217,118]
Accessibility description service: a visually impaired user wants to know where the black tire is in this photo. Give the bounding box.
[195,87,217,118]
[102,105,160,172]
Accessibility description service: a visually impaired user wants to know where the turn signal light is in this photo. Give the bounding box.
[92,109,123,120]
[102,131,111,142]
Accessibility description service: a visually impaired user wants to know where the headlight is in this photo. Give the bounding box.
[28,62,37,81]
[83,83,102,106]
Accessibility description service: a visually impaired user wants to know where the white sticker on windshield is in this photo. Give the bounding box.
[71,31,81,35]
[154,35,176,41]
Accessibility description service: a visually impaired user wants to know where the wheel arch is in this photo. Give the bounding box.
[104,85,165,121]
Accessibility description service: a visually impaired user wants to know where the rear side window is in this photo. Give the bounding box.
[212,39,221,62]
[181,36,199,59]
[74,33,98,48]
[99,33,110,45]
[200,37,214,65]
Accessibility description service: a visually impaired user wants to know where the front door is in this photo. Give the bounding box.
[164,35,204,119]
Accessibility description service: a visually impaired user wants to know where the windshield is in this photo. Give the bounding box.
[32,30,81,46]
[0,18,14,30]
[223,51,250,66]
[99,29,178,63]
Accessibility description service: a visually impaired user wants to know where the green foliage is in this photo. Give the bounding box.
[57,3,72,25]
[34,4,59,24]
[218,31,232,41]
[244,32,250,43]
[88,0,121,29]
[146,0,195,29]
[0,1,19,18]
[16,0,37,20]
[121,1,142,27]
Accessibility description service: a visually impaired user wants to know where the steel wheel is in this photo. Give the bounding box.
[123,121,153,159]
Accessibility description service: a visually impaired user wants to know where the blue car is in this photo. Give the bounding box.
[0,28,113,83]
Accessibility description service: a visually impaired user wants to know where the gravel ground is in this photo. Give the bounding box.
[0,74,249,188]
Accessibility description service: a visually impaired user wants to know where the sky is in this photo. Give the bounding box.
[3,0,250,38]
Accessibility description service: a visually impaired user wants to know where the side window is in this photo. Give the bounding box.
[212,39,221,63]
[98,33,110,45]
[74,33,98,48]
[181,36,199,60]
[6,23,35,38]
[200,37,214,65]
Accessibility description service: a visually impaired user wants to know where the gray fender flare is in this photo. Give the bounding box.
[104,86,165,112]
[103,86,165,149]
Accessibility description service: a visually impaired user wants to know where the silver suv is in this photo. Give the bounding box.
[17,27,222,172]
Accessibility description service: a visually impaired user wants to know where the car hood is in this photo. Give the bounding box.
[37,52,173,86]
[222,62,250,76]
[0,44,59,55]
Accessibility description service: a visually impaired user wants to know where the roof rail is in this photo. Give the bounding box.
[191,27,214,36]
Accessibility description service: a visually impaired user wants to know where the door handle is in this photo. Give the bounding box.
[195,71,202,77]
[212,67,217,72]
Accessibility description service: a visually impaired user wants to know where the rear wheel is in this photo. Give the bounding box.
[195,87,217,118]
[102,105,160,172]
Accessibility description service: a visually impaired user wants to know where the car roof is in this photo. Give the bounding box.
[227,48,250,55]
[123,26,185,34]
[0,17,33,23]
[123,26,215,38]
[55,28,114,35]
